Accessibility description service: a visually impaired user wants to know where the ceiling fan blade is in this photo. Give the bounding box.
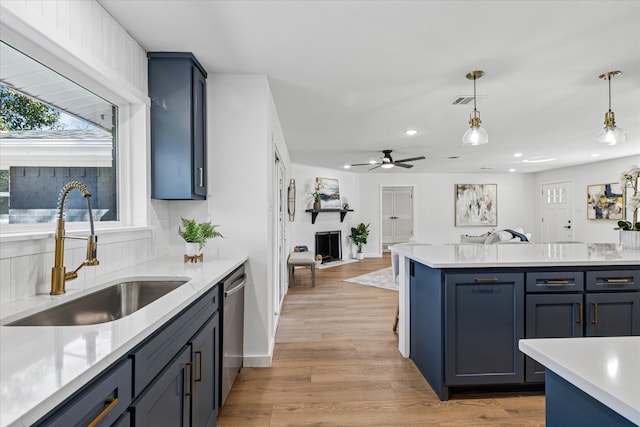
[368,165,382,171]
[350,162,379,167]
[394,163,413,168]
[394,156,426,163]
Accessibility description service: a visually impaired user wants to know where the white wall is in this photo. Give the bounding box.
[165,74,290,367]
[359,172,537,248]
[533,155,640,243]
[290,164,361,258]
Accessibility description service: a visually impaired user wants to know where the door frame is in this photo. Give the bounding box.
[540,180,575,243]
[379,185,415,253]
[273,149,287,318]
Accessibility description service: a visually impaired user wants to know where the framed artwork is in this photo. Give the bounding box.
[455,184,497,226]
[587,183,624,220]
[316,177,341,208]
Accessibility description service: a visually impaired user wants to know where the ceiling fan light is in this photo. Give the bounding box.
[462,125,489,146]
[381,163,395,169]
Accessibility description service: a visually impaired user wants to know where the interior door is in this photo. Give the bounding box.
[274,152,286,315]
[541,182,574,242]
[381,187,413,250]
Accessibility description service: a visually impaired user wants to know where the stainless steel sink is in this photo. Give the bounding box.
[7,280,188,326]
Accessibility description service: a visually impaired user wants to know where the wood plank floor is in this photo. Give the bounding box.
[217,253,544,426]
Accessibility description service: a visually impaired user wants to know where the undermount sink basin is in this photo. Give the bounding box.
[7,280,188,326]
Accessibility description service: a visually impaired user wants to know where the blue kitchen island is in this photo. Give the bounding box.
[391,243,640,411]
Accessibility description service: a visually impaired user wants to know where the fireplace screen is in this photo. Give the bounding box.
[315,231,342,263]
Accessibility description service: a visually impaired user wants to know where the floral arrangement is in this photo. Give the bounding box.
[310,182,321,206]
[617,165,639,231]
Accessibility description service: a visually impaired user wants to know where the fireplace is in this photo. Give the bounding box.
[315,231,342,263]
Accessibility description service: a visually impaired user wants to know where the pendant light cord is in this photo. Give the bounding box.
[607,74,612,113]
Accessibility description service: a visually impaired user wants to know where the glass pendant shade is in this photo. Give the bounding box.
[597,125,627,146]
[462,126,489,146]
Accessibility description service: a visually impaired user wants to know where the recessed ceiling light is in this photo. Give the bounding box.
[513,153,523,158]
[590,153,600,158]
[369,160,377,164]
[344,164,351,169]
[509,168,516,172]
[404,129,418,136]
[522,158,555,163]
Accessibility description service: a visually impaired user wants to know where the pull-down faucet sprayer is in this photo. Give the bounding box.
[50,181,100,295]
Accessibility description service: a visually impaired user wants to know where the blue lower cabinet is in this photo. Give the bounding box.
[545,370,636,427]
[34,360,132,427]
[34,282,224,426]
[444,272,525,386]
[130,346,192,426]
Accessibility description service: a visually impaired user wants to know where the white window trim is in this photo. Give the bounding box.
[0,21,150,239]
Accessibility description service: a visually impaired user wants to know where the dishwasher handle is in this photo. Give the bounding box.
[224,274,246,298]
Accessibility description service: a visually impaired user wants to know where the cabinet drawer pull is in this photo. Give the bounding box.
[195,350,203,382]
[185,362,195,396]
[591,303,598,325]
[576,303,582,324]
[198,167,204,187]
[87,397,118,427]
[604,278,629,283]
[474,277,500,283]
[544,280,570,285]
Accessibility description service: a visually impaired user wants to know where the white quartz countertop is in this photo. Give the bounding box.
[0,252,248,427]
[391,243,640,268]
[519,336,640,425]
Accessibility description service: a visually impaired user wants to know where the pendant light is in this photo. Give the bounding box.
[597,71,626,146]
[462,70,488,146]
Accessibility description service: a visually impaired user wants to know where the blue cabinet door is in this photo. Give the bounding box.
[445,272,525,385]
[585,292,640,336]
[191,312,220,427]
[130,345,191,427]
[525,293,584,382]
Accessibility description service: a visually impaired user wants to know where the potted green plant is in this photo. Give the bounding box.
[178,217,223,255]
[350,222,370,260]
[616,165,640,249]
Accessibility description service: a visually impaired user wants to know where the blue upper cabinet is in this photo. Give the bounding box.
[148,52,207,200]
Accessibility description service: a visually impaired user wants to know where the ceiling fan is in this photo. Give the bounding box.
[349,150,426,171]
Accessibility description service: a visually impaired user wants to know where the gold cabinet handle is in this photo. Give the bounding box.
[576,303,582,324]
[87,398,118,427]
[195,350,203,382]
[185,362,195,396]
[544,280,570,285]
[591,303,598,325]
[474,277,500,283]
[198,167,204,187]
[605,278,629,283]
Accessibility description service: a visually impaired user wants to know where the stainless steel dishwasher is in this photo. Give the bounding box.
[220,264,246,408]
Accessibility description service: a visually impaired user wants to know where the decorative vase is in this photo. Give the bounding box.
[620,230,640,250]
[313,200,321,210]
[185,242,200,256]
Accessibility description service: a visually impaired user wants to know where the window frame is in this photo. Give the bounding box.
[0,28,150,239]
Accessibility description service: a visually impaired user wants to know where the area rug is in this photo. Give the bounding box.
[343,267,397,291]
[316,258,359,269]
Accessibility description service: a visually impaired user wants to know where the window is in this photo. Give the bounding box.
[0,41,117,225]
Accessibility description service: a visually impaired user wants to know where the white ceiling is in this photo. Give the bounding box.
[99,0,640,174]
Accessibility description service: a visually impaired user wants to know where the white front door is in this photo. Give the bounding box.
[381,186,413,250]
[541,181,574,242]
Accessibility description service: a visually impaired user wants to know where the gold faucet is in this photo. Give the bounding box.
[51,181,100,295]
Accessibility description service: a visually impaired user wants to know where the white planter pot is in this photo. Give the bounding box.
[185,242,200,256]
[620,230,640,250]
[355,252,365,260]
